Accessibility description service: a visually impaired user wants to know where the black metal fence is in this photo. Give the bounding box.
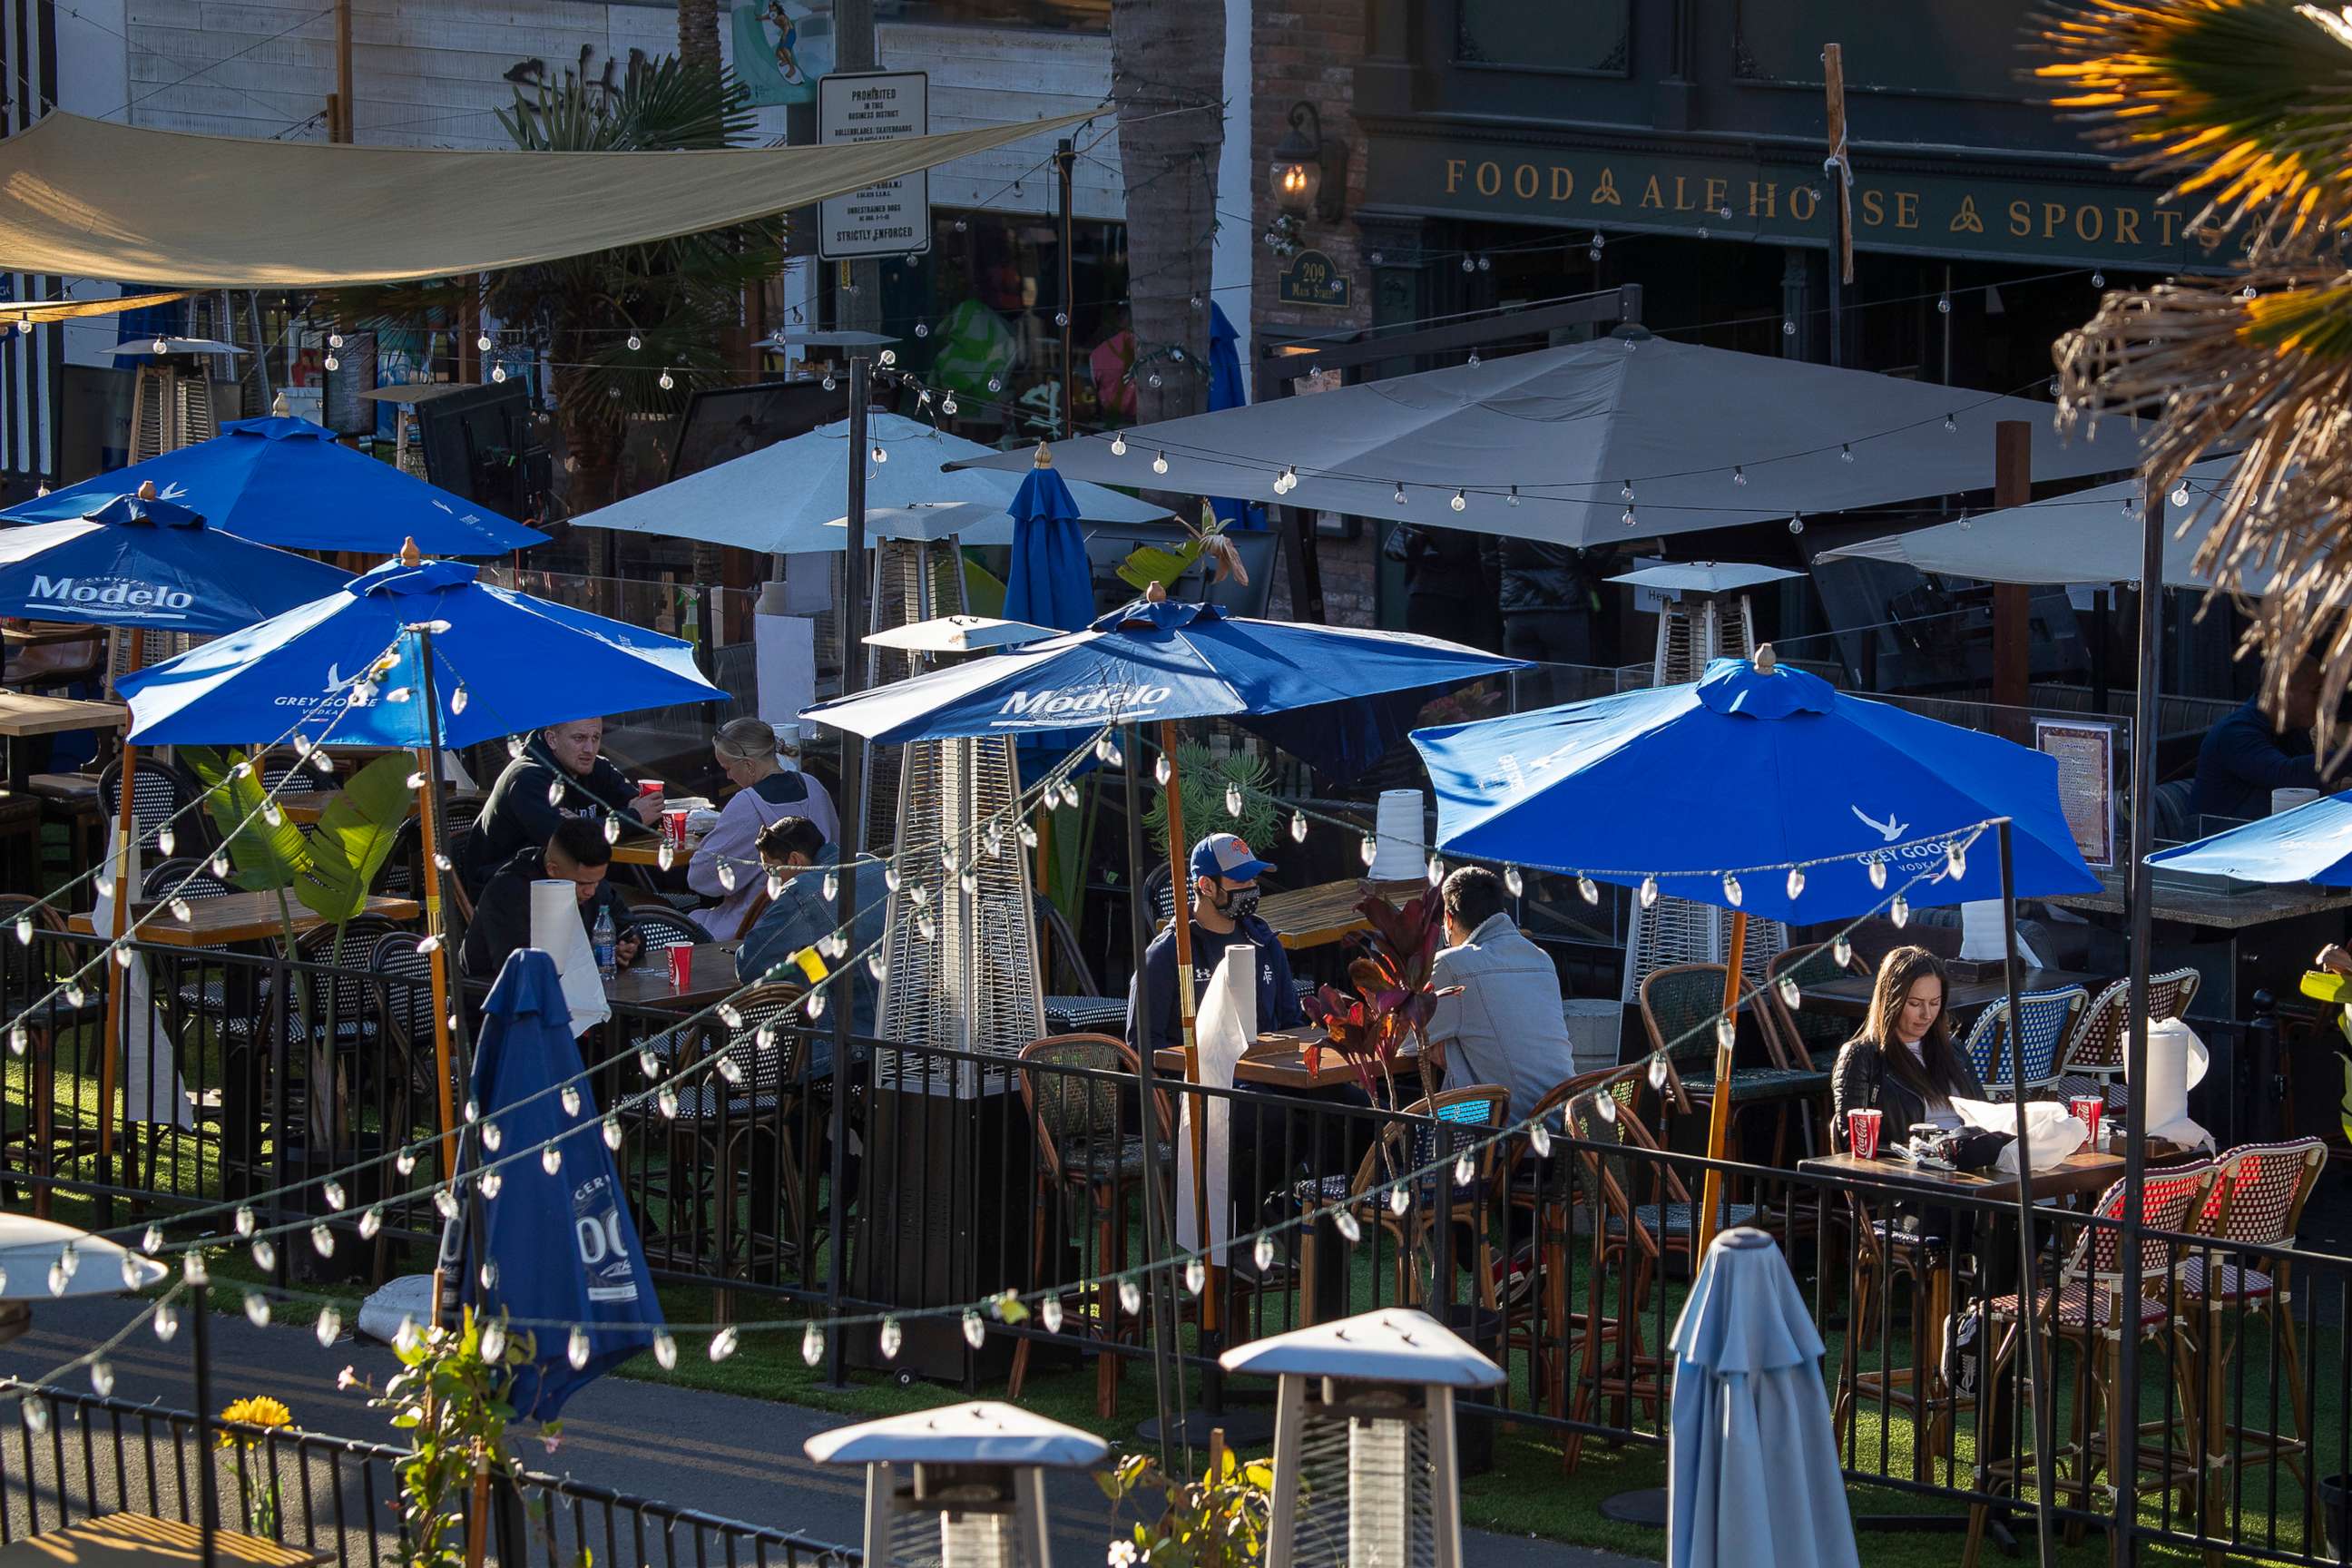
[0,1380,858,1568]
[6,922,2351,1565]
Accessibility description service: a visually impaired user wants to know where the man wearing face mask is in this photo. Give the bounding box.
[1125,832,1307,1056]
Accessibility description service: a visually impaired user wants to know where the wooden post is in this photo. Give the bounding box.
[1822,43,1853,368]
[1157,714,1217,1337]
[1693,910,1747,1259]
[414,741,459,1180]
[333,0,354,142]
[1992,421,2033,728]
[95,629,144,1178]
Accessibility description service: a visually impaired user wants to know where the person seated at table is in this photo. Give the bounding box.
[737,815,885,1056]
[461,818,642,981]
[1126,832,1308,1054]
[688,718,839,940]
[462,717,662,897]
[2189,659,2333,822]
[1829,945,1986,1151]
[1425,866,1573,1118]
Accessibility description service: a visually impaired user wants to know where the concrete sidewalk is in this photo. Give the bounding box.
[5,1295,1655,1568]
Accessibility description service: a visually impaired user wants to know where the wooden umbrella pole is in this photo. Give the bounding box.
[413,740,458,1181]
[96,627,146,1177]
[1157,716,1216,1337]
[1694,908,1747,1259]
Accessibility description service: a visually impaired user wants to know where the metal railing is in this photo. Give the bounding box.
[0,1381,858,1568]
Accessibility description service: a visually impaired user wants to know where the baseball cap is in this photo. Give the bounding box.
[1191,831,1275,883]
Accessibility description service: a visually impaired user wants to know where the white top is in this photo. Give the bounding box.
[1219,1308,1504,1388]
[1904,1037,1963,1131]
[689,770,839,940]
[803,1401,1107,1468]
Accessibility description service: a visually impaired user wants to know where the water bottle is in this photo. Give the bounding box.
[593,906,616,981]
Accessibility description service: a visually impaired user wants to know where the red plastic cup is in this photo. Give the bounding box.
[637,779,664,799]
[662,808,690,848]
[2069,1094,2104,1145]
[1847,1107,1884,1161]
[669,945,692,991]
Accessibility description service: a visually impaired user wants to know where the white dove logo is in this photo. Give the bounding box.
[1851,805,1907,843]
[322,662,348,695]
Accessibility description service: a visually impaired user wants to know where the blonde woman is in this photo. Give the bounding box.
[689,718,838,937]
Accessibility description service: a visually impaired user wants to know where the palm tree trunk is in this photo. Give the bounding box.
[677,0,721,74]
[1111,0,1223,426]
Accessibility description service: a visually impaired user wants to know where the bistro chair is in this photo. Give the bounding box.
[0,893,105,1216]
[2053,969,2201,1112]
[1639,961,1828,1169]
[365,929,450,1160]
[1958,984,2089,1101]
[1501,1069,1632,1422]
[1962,1161,2219,1568]
[1299,1083,1510,1318]
[1009,1033,1171,1418]
[0,792,41,892]
[25,769,106,884]
[2180,1138,2329,1541]
[97,756,212,857]
[1036,895,1131,1039]
[1761,939,1864,1156]
[622,905,704,955]
[1558,1073,1762,1473]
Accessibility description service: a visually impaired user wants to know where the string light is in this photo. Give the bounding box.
[1451,489,1466,512]
[1394,483,1407,505]
[1111,434,1127,456]
[1153,452,1170,475]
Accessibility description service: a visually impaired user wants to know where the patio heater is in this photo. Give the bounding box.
[112,338,244,462]
[804,1400,1106,1568]
[850,573,1052,1378]
[1610,563,1800,1004]
[1219,1308,1503,1568]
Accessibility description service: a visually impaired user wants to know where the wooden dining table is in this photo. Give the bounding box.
[70,891,420,946]
[1153,1032,1423,1093]
[611,832,692,868]
[0,1513,328,1568]
[0,691,127,789]
[603,941,741,1010]
[1250,877,1425,951]
[1800,965,2107,1020]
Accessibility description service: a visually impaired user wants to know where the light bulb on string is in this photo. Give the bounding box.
[359,1206,383,1240]
[1153,452,1170,475]
[1833,935,1852,967]
[1290,809,1308,843]
[2171,484,2190,507]
[1577,874,1600,906]
[1504,866,1524,897]
[1779,975,1802,1010]
[1945,843,1967,879]
[1890,893,1911,926]
[1944,413,1957,433]
[1621,506,1635,527]
[244,1294,270,1328]
[1225,781,1243,818]
[1112,434,1127,456]
[1867,858,1886,890]
[1732,466,1747,485]
[1786,867,1806,901]
[1639,876,1659,908]
[1722,873,1742,906]
[1451,490,1466,512]
[1359,832,1377,867]
[1839,444,1855,464]
[802,1323,825,1366]
[1506,486,1520,506]
[1119,1278,1142,1315]
[1394,483,1407,505]
[1426,855,1443,887]
[658,369,674,390]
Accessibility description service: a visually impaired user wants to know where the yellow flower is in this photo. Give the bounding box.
[217,1396,294,1446]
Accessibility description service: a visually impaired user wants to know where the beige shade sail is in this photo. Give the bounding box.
[0,109,1094,288]
[0,288,191,327]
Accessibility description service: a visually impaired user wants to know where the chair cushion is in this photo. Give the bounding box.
[1059,1134,1167,1182]
[25,773,100,806]
[2179,1256,2277,1302]
[1987,1282,2170,1331]
[1611,1201,1759,1239]
[1044,995,1130,1034]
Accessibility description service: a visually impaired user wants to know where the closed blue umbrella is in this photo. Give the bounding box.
[1668,1227,1857,1568]
[1004,446,1100,790]
[114,544,723,1175]
[2145,790,2352,885]
[1205,305,1263,533]
[458,948,664,1421]
[3,415,547,554]
[0,492,349,634]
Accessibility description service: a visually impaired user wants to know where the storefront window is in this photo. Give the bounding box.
[861,206,1129,445]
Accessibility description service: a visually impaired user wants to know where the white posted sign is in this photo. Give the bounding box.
[818,70,931,260]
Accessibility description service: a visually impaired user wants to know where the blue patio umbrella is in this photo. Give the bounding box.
[2145,790,2352,885]
[1409,652,2097,922]
[457,948,663,1422]
[1003,446,1100,790]
[1205,305,1264,533]
[0,491,349,634]
[1667,1228,1857,1568]
[114,545,723,1173]
[3,415,548,555]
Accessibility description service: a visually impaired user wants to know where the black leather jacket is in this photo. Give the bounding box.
[1487,538,1595,615]
[1829,1035,1988,1151]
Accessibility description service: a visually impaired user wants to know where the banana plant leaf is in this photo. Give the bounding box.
[181,746,302,894]
[292,753,412,923]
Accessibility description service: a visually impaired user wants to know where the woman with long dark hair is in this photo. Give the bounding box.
[1830,946,1988,1151]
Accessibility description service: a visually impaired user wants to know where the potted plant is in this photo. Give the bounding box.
[1099,1439,1275,1567]
[1302,886,1450,1131]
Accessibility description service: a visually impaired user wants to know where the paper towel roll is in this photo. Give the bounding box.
[2132,1015,2211,1148]
[530,879,611,1036]
[1959,900,2045,967]
[1370,789,1426,882]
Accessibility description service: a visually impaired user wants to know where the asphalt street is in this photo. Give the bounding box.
[2,1294,1652,1568]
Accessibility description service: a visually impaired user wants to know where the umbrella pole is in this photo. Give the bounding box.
[1122,721,1183,1460]
[97,628,146,1192]
[1998,819,2058,1568]
[1693,910,1746,1259]
[415,628,464,1184]
[1157,719,1216,1338]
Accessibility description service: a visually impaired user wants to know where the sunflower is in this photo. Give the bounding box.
[217,1395,294,1446]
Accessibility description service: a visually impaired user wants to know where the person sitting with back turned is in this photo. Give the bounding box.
[689,718,838,939]
[462,817,641,981]
[737,815,886,1063]
[462,716,662,897]
[1425,866,1573,1119]
[2189,658,2331,822]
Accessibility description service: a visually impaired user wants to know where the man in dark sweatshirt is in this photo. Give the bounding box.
[463,717,664,897]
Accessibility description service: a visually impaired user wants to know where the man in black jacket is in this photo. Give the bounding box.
[463,717,664,897]
[461,818,642,981]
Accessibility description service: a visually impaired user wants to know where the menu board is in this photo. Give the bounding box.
[2034,719,2116,868]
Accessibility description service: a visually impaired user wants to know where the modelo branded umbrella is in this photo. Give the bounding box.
[457,948,663,1421]
[805,585,1524,1325]
[1667,1228,1858,1568]
[0,486,352,1186]
[116,544,724,1172]
[3,414,547,555]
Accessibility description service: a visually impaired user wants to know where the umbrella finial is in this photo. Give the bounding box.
[270,390,290,417]
[1754,642,1779,673]
[136,480,157,501]
[1145,580,1168,603]
[1033,440,1054,469]
[399,536,422,568]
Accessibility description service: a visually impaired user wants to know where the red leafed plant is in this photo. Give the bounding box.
[1304,887,1455,1155]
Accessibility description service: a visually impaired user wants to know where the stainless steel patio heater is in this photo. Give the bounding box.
[804,1400,1106,1568]
[1219,1308,1504,1568]
[1610,562,1801,1004]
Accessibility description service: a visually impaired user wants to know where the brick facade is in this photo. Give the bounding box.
[1250,0,1381,628]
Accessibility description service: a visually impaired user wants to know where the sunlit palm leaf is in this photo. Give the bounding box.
[2035,0,2352,253]
[2055,264,2352,749]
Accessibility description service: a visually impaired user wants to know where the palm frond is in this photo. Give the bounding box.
[2034,0,2352,253]
[2055,266,2352,750]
